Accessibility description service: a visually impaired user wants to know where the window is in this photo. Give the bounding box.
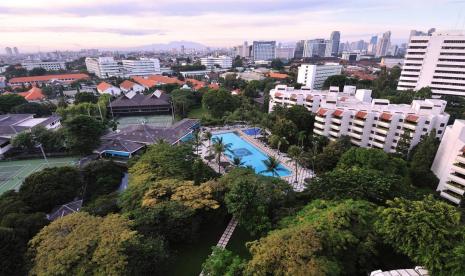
[438,130,443,134]
[423,128,428,131]
[399,119,403,122]
[440,123,445,127]
[397,126,401,129]
[395,133,399,136]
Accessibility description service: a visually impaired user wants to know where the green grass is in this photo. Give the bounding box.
[0,157,79,195]
[188,106,210,119]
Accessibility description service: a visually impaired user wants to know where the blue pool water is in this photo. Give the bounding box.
[212,132,291,177]
[243,127,261,136]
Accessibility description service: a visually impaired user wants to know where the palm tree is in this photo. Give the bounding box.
[203,131,212,153]
[261,156,286,177]
[298,131,307,148]
[288,145,303,183]
[212,137,232,174]
[277,137,289,156]
[192,130,202,156]
[232,157,245,167]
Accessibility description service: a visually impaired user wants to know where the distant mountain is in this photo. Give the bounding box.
[118,41,209,51]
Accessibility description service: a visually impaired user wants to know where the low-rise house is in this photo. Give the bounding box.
[18,87,45,101]
[109,90,171,116]
[268,72,289,79]
[97,82,121,96]
[0,114,61,156]
[119,80,145,94]
[96,118,200,158]
[8,73,89,87]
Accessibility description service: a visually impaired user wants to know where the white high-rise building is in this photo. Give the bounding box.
[431,120,465,205]
[376,31,391,57]
[200,56,233,69]
[297,64,342,89]
[122,58,161,76]
[397,30,465,96]
[252,41,276,61]
[303,39,330,57]
[85,57,121,78]
[269,85,449,153]
[22,61,66,71]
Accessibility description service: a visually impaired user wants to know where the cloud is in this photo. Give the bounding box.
[0,26,163,36]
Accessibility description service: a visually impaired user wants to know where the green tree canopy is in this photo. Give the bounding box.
[202,246,245,276]
[409,131,440,188]
[202,88,239,118]
[64,115,105,155]
[0,94,27,114]
[11,102,54,116]
[314,136,352,174]
[74,92,98,104]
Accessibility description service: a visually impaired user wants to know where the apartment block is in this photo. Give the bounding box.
[297,63,342,89]
[252,41,276,61]
[85,57,121,78]
[398,30,465,96]
[200,56,233,69]
[431,120,465,205]
[269,85,449,153]
[122,58,161,76]
[22,61,66,71]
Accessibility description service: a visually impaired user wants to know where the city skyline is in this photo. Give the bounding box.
[0,0,464,52]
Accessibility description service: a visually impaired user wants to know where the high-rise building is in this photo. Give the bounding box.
[85,57,121,78]
[13,47,19,55]
[276,46,295,60]
[269,85,449,154]
[431,119,465,205]
[329,31,341,56]
[122,58,161,76]
[5,47,12,56]
[200,56,233,69]
[297,63,343,89]
[242,41,249,58]
[303,39,329,58]
[252,41,276,61]
[376,31,391,57]
[397,30,465,96]
[294,40,305,59]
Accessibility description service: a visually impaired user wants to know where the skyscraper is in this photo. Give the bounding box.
[5,47,12,56]
[252,41,276,61]
[329,31,341,56]
[368,35,378,55]
[13,47,19,55]
[376,31,391,57]
[303,39,328,58]
[294,40,305,59]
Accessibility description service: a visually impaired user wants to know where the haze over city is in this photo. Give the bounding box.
[1,0,464,52]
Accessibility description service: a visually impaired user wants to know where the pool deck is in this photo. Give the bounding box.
[199,126,313,192]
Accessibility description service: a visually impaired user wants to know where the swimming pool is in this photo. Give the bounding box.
[243,127,261,136]
[211,132,291,177]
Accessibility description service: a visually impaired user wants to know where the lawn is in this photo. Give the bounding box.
[188,106,210,119]
[0,157,79,195]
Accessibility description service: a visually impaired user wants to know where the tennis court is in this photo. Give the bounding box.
[116,115,173,128]
[0,157,79,195]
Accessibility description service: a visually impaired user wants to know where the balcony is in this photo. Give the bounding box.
[330,124,340,131]
[372,134,386,142]
[314,122,325,130]
[331,118,342,124]
[313,128,325,136]
[403,123,417,131]
[329,130,339,138]
[456,155,465,165]
[371,140,384,149]
[315,116,326,123]
[377,121,391,129]
[445,181,465,196]
[448,174,465,186]
[349,132,362,140]
[440,190,461,205]
[350,139,362,146]
[375,127,389,135]
[350,125,364,133]
[353,119,365,126]
[452,163,465,176]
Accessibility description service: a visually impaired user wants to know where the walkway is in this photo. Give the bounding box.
[216,217,238,248]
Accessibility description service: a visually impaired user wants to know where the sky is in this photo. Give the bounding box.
[0,0,465,52]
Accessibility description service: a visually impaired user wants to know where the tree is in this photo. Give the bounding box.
[11,132,35,151]
[232,157,245,167]
[29,67,47,76]
[246,200,379,275]
[288,145,303,183]
[74,92,98,104]
[377,196,465,275]
[202,246,245,276]
[203,131,213,153]
[261,156,285,177]
[416,87,432,99]
[322,74,353,90]
[28,213,166,275]
[64,115,105,155]
[202,89,239,118]
[0,94,27,113]
[30,125,65,152]
[82,160,124,201]
[270,59,284,70]
[171,88,197,117]
[19,166,83,212]
[232,55,243,68]
[395,129,412,159]
[305,168,404,204]
[314,136,352,174]
[224,169,293,235]
[11,102,53,116]
[212,137,232,173]
[409,131,440,188]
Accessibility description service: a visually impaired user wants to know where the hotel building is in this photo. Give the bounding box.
[297,64,343,89]
[269,85,449,153]
[398,30,465,96]
[432,120,465,205]
[200,56,233,69]
[122,58,161,76]
[85,57,121,78]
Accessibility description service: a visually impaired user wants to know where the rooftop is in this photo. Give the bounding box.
[9,73,89,84]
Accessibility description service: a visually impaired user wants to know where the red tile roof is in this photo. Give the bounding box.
[268,72,289,79]
[208,83,220,90]
[405,114,419,123]
[9,74,89,84]
[275,92,283,97]
[333,109,344,117]
[120,80,137,90]
[380,112,392,121]
[147,75,184,85]
[18,87,45,101]
[355,111,368,119]
[132,76,157,88]
[97,82,114,92]
[317,108,328,116]
[185,78,206,90]
[306,95,313,101]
